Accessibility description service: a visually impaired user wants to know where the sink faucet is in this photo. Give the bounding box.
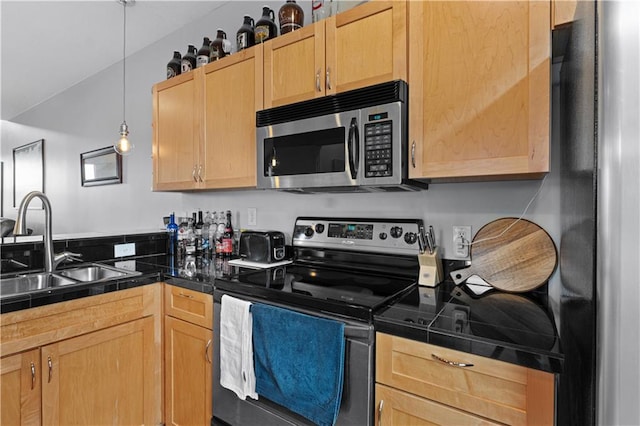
[13,191,54,273]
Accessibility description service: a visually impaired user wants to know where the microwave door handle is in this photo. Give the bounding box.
[348,117,359,180]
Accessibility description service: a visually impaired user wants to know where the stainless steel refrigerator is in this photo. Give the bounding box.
[556,1,639,424]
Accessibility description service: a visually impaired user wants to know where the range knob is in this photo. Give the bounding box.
[390,226,403,239]
[304,227,314,237]
[315,223,325,234]
[379,232,388,240]
[404,232,418,245]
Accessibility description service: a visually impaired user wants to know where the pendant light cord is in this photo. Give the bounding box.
[122,0,127,122]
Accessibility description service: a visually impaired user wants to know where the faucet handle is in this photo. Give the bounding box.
[53,251,83,267]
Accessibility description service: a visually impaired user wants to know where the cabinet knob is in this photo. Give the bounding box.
[205,339,212,364]
[378,399,384,426]
[326,68,332,91]
[197,165,204,183]
[192,166,198,183]
[47,355,53,383]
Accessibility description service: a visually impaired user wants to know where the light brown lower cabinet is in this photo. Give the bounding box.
[1,348,41,425]
[376,333,555,425]
[164,284,213,426]
[0,284,162,426]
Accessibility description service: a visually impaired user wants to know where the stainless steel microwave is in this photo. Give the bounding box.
[256,80,427,193]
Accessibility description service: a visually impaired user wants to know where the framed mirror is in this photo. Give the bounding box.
[80,147,122,187]
[13,139,44,208]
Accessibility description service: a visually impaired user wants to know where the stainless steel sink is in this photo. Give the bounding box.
[58,264,141,282]
[1,273,77,297]
[1,263,141,299]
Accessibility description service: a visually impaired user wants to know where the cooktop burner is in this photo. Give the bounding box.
[215,217,424,322]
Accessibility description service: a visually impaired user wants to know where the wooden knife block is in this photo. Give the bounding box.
[418,247,443,287]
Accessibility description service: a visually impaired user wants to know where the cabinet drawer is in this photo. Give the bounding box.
[164,284,213,329]
[376,384,500,426]
[376,333,554,425]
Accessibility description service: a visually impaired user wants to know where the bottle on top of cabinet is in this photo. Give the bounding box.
[237,15,256,52]
[255,6,278,44]
[278,0,304,34]
[181,44,197,73]
[311,0,330,23]
[166,51,181,79]
[196,37,212,68]
[210,29,232,61]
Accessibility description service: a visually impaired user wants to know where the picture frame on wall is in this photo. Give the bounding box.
[80,146,122,187]
[13,139,44,209]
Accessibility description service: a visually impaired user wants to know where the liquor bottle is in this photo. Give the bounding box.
[209,211,218,256]
[185,214,196,255]
[181,44,197,73]
[222,210,234,257]
[216,211,226,257]
[278,0,304,34]
[177,216,187,262]
[210,29,231,61]
[255,6,278,44]
[196,37,212,68]
[167,51,182,79]
[237,15,255,52]
[195,210,204,255]
[166,213,179,257]
[202,211,211,256]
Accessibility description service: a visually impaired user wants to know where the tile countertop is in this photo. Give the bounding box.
[374,280,564,374]
[1,252,563,374]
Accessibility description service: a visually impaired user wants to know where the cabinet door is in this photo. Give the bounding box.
[376,384,501,426]
[153,70,203,190]
[202,46,262,189]
[408,1,550,181]
[263,22,326,107]
[325,1,407,95]
[41,317,158,426]
[0,349,41,425]
[164,316,213,426]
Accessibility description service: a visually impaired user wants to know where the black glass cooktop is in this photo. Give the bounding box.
[215,263,417,322]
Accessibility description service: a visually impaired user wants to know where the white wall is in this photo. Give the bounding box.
[0,1,562,307]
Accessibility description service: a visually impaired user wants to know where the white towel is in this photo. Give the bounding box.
[219,294,258,400]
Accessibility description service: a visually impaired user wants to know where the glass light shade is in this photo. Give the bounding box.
[114,122,134,155]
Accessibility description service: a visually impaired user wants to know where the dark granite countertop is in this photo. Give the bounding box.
[374,280,564,374]
[1,248,563,374]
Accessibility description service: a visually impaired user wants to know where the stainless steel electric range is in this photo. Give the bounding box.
[213,217,423,426]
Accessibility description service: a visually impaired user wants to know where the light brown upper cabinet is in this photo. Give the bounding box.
[553,0,577,28]
[152,70,202,191]
[263,1,407,108]
[152,46,262,191]
[408,1,551,181]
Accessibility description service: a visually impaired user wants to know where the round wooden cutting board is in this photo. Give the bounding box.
[449,218,557,293]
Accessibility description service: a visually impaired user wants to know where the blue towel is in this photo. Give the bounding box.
[251,303,345,426]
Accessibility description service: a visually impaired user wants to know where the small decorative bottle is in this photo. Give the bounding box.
[181,45,197,73]
[278,0,304,34]
[237,15,256,52]
[196,37,212,68]
[255,6,278,44]
[166,213,179,257]
[166,51,181,79]
[210,29,231,61]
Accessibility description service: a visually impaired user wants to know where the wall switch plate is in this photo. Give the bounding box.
[247,207,257,226]
[114,243,136,258]
[452,226,471,258]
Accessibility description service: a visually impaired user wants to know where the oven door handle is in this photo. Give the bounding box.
[348,117,359,180]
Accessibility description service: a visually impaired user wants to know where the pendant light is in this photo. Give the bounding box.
[114,0,134,155]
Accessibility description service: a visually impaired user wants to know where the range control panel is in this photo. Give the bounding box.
[293,217,424,256]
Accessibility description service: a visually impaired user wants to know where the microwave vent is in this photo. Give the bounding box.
[257,80,408,127]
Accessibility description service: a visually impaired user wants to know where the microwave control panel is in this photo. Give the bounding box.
[364,119,393,178]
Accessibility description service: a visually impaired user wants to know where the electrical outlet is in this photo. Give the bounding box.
[247,207,257,226]
[114,242,136,258]
[452,225,472,258]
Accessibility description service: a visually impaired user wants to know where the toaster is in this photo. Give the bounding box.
[239,230,286,263]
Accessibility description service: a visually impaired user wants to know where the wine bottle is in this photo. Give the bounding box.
[222,210,234,258]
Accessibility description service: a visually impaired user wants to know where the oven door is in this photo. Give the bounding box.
[256,109,361,190]
[213,290,374,426]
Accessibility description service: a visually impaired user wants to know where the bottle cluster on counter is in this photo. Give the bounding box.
[166,209,236,261]
[166,0,313,79]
